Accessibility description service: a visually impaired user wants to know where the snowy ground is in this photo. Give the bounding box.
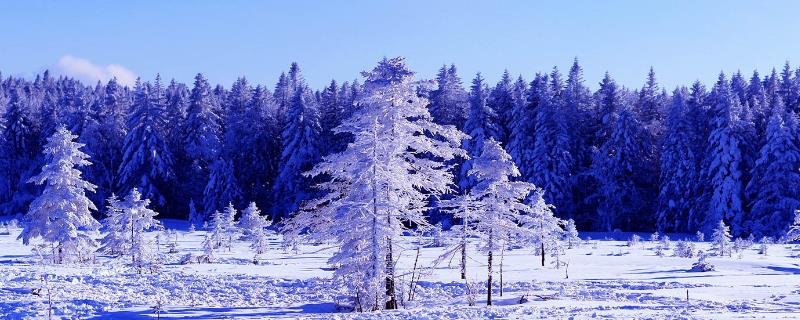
[2,220,800,319]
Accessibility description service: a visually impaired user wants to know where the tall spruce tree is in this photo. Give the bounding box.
[118,80,176,212]
[746,99,800,237]
[657,88,699,232]
[701,73,746,235]
[271,84,321,221]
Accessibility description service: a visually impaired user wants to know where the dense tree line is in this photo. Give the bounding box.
[2,59,800,238]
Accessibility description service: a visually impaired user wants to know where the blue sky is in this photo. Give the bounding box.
[2,1,800,90]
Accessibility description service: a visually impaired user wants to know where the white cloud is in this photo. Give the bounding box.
[56,55,137,87]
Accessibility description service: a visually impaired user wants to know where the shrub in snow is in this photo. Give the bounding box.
[786,210,800,242]
[188,199,201,231]
[199,235,215,263]
[689,253,715,272]
[18,126,100,264]
[673,240,695,258]
[758,236,773,255]
[696,231,705,242]
[650,231,660,243]
[430,222,446,248]
[734,237,749,253]
[660,235,671,250]
[711,220,732,257]
[0,222,9,235]
[627,234,641,247]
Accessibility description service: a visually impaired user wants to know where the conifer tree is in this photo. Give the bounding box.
[459,73,501,191]
[591,108,653,231]
[284,57,465,311]
[746,101,800,237]
[531,76,575,217]
[271,84,321,221]
[657,88,699,233]
[702,73,746,235]
[429,64,469,129]
[19,125,99,263]
[118,81,176,211]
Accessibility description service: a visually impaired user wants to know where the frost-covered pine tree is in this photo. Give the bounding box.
[99,194,126,256]
[463,138,542,305]
[429,64,468,128]
[215,203,238,251]
[123,188,163,269]
[19,125,100,263]
[746,99,800,237]
[238,202,271,255]
[563,219,580,249]
[100,188,162,267]
[183,73,222,205]
[711,220,733,257]
[284,57,465,311]
[187,199,201,231]
[507,73,542,180]
[787,210,800,242]
[521,188,566,267]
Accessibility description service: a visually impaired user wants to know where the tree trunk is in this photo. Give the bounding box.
[500,246,505,297]
[541,242,545,267]
[460,224,467,280]
[487,249,493,306]
[385,238,397,310]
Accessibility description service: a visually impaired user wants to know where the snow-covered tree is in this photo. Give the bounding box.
[590,107,654,231]
[657,88,700,233]
[183,73,222,200]
[507,73,543,181]
[530,77,575,217]
[701,74,746,235]
[19,125,100,263]
[521,188,566,266]
[711,220,733,257]
[746,100,800,237]
[284,57,465,311]
[187,199,201,230]
[563,219,580,249]
[118,81,175,211]
[99,188,162,268]
[459,73,501,191]
[786,210,800,242]
[239,202,268,238]
[214,203,238,251]
[238,202,271,255]
[99,194,126,255]
[271,84,321,221]
[203,158,243,218]
[429,64,468,128]
[462,138,541,305]
[124,188,162,270]
[488,71,515,144]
